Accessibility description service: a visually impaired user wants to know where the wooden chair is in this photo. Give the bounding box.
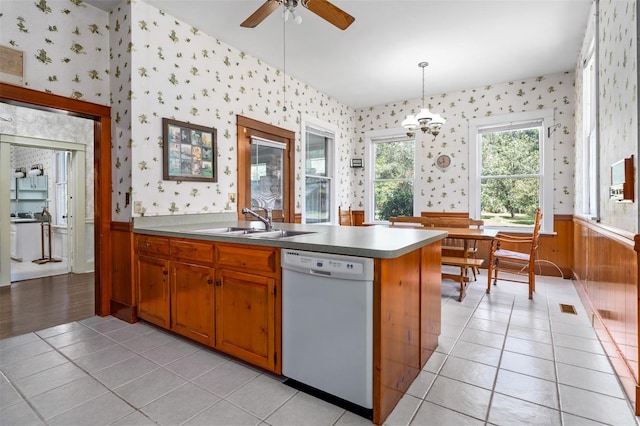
[486,208,542,299]
[338,206,353,226]
[388,216,429,227]
[421,217,484,281]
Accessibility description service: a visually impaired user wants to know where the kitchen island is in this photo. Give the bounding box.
[132,218,446,425]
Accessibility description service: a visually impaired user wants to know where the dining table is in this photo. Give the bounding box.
[426,226,499,301]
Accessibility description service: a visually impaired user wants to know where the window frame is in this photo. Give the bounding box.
[300,114,338,224]
[468,109,554,234]
[364,128,416,224]
[54,151,70,226]
[580,3,599,220]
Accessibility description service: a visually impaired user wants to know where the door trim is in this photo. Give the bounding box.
[0,83,112,316]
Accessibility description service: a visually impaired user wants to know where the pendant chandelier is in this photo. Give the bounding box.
[401,61,445,137]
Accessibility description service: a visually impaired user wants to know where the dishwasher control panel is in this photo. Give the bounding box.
[281,249,374,280]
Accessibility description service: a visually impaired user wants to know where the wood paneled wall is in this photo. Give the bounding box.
[572,217,640,414]
[110,222,136,323]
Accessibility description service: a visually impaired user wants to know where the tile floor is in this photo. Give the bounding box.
[1,275,639,425]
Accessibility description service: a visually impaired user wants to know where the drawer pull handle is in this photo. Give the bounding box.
[145,242,151,248]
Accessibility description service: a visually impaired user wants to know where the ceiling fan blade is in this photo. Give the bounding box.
[303,0,355,30]
[241,0,281,28]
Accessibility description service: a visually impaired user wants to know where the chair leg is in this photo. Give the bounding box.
[486,257,494,294]
[528,269,535,299]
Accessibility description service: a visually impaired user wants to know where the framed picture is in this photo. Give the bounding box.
[162,118,217,182]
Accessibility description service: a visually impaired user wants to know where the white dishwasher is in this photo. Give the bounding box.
[281,249,374,418]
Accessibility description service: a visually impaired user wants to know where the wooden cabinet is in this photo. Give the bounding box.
[215,243,280,373]
[215,269,276,371]
[135,235,170,328]
[171,261,214,345]
[170,239,215,346]
[134,236,280,373]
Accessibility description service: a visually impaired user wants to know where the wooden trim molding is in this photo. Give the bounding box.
[0,83,112,316]
[236,115,295,223]
[110,221,135,323]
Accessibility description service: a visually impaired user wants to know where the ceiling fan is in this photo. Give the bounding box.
[241,0,355,30]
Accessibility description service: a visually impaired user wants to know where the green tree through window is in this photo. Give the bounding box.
[373,138,414,220]
[480,128,540,225]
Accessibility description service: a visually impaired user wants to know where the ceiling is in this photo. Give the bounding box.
[86,0,592,109]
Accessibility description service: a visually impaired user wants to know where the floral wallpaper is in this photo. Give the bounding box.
[0,0,110,104]
[596,0,638,232]
[2,0,636,233]
[109,1,133,221]
[357,72,576,215]
[127,0,356,218]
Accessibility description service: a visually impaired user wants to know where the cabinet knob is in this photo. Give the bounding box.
[163,270,168,275]
[145,242,151,247]
[207,279,213,285]
[215,281,221,286]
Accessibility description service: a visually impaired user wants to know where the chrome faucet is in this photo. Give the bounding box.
[241,207,273,231]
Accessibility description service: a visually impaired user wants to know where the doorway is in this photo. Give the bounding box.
[1,135,90,285]
[1,82,112,317]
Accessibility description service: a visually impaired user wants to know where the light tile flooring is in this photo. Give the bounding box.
[1,275,639,425]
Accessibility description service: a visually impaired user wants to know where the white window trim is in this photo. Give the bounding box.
[364,128,416,224]
[468,109,554,234]
[300,114,338,224]
[579,1,599,221]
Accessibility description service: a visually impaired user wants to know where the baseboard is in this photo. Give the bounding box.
[110,300,137,323]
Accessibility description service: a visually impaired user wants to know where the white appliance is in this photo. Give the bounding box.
[281,249,374,414]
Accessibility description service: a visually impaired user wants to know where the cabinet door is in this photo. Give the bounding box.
[216,269,277,372]
[34,176,48,190]
[136,254,170,328]
[171,261,214,346]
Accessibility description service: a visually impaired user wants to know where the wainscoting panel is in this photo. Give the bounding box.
[573,217,640,414]
[110,221,135,322]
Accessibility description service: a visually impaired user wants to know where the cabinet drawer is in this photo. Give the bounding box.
[170,239,214,264]
[136,235,170,256]
[216,244,278,274]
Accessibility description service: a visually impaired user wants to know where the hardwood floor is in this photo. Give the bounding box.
[0,273,95,339]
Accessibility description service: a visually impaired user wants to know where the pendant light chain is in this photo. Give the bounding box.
[282,10,287,112]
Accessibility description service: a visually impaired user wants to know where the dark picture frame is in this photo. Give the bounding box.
[163,118,217,182]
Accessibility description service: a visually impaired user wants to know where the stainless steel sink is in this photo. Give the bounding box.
[247,230,317,239]
[191,227,263,235]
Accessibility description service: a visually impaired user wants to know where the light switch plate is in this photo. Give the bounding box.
[134,201,143,214]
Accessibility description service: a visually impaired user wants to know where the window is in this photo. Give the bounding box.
[250,137,285,211]
[365,129,415,223]
[581,6,598,219]
[469,109,554,233]
[237,115,295,223]
[302,123,335,224]
[55,151,69,226]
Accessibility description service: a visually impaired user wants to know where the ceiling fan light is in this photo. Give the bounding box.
[283,8,290,21]
[401,115,419,130]
[294,13,303,24]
